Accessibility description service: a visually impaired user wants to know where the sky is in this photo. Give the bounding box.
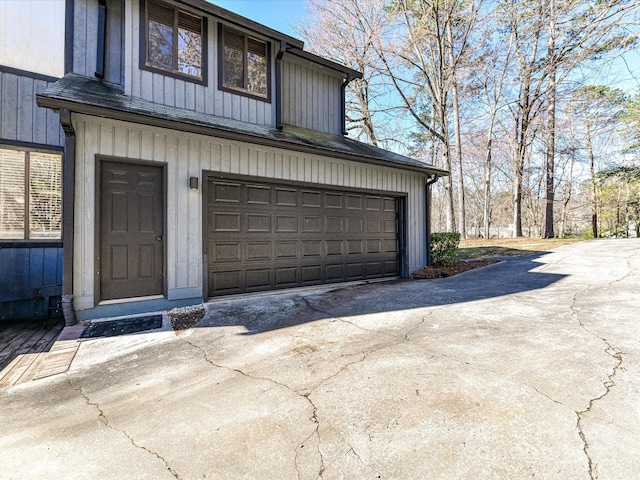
[208,0,309,39]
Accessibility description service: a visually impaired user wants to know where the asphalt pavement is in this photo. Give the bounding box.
[1,239,638,479]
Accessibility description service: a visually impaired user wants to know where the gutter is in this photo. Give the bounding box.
[95,0,106,79]
[275,40,287,131]
[37,94,449,177]
[59,109,77,326]
[341,74,355,136]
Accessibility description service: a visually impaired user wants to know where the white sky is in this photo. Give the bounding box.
[0,0,65,77]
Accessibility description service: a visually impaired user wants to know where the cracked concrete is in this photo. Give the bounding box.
[1,239,639,479]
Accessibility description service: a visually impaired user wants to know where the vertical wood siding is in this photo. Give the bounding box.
[0,245,63,321]
[0,71,64,146]
[282,58,343,135]
[73,0,124,84]
[120,4,274,126]
[72,115,427,311]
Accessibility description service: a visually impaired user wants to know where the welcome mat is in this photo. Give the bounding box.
[80,315,163,339]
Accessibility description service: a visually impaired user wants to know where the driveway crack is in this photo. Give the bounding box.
[570,291,624,480]
[182,336,326,479]
[66,374,180,479]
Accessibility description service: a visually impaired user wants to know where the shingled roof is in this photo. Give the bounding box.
[37,74,448,177]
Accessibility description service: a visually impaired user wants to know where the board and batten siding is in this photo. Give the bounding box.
[71,115,428,312]
[0,70,64,147]
[73,0,124,85]
[281,57,343,135]
[121,1,274,126]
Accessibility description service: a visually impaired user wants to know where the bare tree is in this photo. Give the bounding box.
[296,0,403,147]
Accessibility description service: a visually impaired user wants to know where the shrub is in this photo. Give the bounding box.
[430,232,461,266]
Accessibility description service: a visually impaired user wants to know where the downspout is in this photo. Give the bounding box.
[60,109,77,326]
[64,0,74,74]
[95,0,107,79]
[341,74,355,136]
[275,40,287,131]
[425,174,439,267]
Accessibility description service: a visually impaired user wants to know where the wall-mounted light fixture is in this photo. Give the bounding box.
[189,176,199,190]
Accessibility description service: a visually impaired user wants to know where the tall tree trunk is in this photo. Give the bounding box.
[449,28,466,239]
[544,0,557,238]
[440,102,455,232]
[586,118,598,238]
[483,138,492,239]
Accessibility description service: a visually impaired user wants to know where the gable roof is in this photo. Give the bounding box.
[37,74,448,177]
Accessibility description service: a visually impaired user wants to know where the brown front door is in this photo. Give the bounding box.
[99,160,164,301]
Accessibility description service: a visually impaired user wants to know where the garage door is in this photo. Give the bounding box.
[206,176,400,297]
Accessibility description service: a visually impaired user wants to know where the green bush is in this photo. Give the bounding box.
[430,232,461,266]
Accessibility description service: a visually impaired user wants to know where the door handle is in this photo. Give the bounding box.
[156,236,162,241]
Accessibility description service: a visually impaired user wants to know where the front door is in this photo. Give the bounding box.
[99,160,164,301]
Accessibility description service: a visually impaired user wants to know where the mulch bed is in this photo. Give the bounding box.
[168,305,205,333]
[411,259,498,280]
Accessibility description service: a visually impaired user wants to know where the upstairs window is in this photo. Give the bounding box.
[220,26,270,101]
[143,0,206,83]
[0,147,62,241]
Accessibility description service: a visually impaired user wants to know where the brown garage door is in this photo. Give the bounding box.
[206,176,400,297]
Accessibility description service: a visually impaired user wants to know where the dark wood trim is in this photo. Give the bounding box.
[59,110,75,298]
[0,138,64,153]
[65,0,75,74]
[0,65,59,83]
[203,170,408,207]
[286,48,362,80]
[174,0,303,49]
[201,169,209,302]
[275,40,286,130]
[0,241,63,248]
[95,0,106,79]
[94,155,168,305]
[340,74,354,136]
[139,0,208,86]
[218,23,272,103]
[397,195,408,278]
[0,141,64,242]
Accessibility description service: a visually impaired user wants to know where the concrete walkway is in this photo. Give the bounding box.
[1,239,638,479]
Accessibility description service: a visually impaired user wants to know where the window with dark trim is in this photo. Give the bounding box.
[142,0,206,83]
[0,147,62,240]
[219,25,270,101]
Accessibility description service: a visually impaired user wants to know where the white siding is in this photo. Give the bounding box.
[72,115,428,311]
[0,0,65,78]
[0,71,64,147]
[282,57,343,135]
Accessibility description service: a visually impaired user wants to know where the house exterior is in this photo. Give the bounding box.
[4,0,447,323]
[0,0,66,321]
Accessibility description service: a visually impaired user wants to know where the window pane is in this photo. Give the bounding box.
[148,19,174,70]
[0,149,26,239]
[178,27,202,77]
[247,50,267,95]
[29,153,62,239]
[223,45,244,89]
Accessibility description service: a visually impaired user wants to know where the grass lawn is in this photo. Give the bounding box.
[457,237,585,260]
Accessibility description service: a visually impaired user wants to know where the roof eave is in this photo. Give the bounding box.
[37,94,447,177]
[175,0,304,49]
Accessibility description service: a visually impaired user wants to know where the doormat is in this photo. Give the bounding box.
[80,314,163,339]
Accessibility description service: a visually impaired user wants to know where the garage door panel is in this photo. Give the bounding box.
[207,177,400,297]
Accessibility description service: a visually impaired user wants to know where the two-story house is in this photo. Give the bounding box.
[31,0,447,322]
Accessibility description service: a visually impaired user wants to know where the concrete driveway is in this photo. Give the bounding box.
[1,239,639,479]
